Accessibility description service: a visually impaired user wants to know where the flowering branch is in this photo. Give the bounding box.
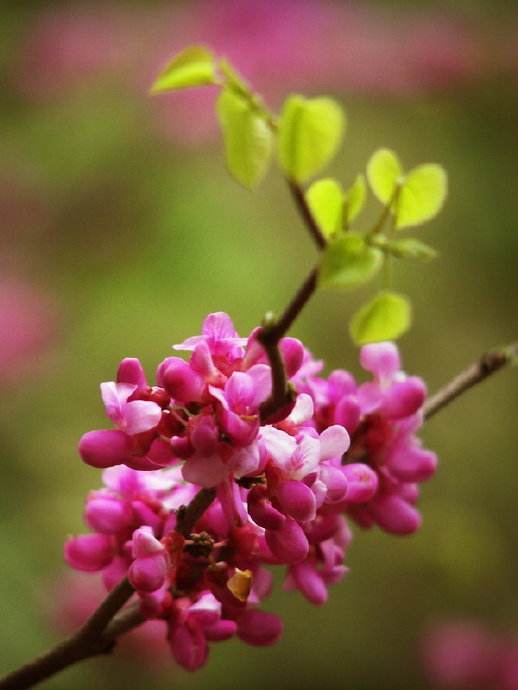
[424,341,518,421]
[0,487,216,690]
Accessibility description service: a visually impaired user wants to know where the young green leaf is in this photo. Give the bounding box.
[318,233,383,290]
[396,164,447,229]
[216,88,273,189]
[344,174,367,223]
[350,290,411,345]
[385,237,438,261]
[306,178,344,238]
[150,45,218,93]
[367,148,402,204]
[277,95,346,183]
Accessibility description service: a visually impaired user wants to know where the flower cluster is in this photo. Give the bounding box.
[66,312,437,670]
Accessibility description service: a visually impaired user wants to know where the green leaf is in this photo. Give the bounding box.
[385,238,438,261]
[277,95,346,183]
[319,233,383,290]
[150,45,218,93]
[367,148,403,205]
[216,88,273,189]
[306,178,343,238]
[344,174,367,223]
[350,290,411,345]
[396,164,447,229]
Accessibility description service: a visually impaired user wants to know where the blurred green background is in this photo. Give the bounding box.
[1,1,517,688]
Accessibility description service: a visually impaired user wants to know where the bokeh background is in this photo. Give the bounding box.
[1,1,517,688]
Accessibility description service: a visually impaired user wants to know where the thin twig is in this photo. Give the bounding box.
[176,487,217,537]
[287,180,326,249]
[424,341,518,421]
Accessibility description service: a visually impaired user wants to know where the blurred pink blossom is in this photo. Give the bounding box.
[0,277,58,383]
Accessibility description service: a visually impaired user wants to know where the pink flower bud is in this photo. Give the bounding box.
[334,396,361,432]
[319,466,348,504]
[158,357,204,402]
[265,518,309,564]
[64,533,114,572]
[342,463,379,503]
[279,337,304,377]
[128,554,167,592]
[237,609,283,646]
[276,480,316,522]
[116,357,147,387]
[79,429,131,468]
[388,447,437,482]
[204,619,237,641]
[190,415,219,455]
[170,621,208,671]
[291,561,328,605]
[131,526,164,558]
[85,495,129,533]
[360,342,400,380]
[381,377,426,419]
[370,494,422,535]
[248,486,286,530]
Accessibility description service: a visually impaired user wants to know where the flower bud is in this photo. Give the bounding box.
[342,463,379,503]
[116,357,147,387]
[157,357,204,402]
[265,518,309,564]
[276,480,316,522]
[370,494,422,535]
[64,533,114,572]
[85,495,129,534]
[381,377,426,419]
[248,486,285,530]
[237,609,283,646]
[79,429,131,468]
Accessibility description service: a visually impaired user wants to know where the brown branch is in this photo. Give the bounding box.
[0,487,217,690]
[258,268,317,423]
[176,487,217,537]
[287,180,326,249]
[257,180,324,424]
[424,341,518,421]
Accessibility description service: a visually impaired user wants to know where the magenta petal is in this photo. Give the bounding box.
[279,337,304,377]
[237,609,283,646]
[170,621,209,671]
[64,533,114,572]
[85,496,129,534]
[388,446,437,482]
[123,400,161,435]
[202,311,238,339]
[319,466,349,504]
[116,357,147,387]
[128,554,166,592]
[342,463,379,503]
[158,357,204,402]
[291,561,328,605]
[381,377,426,419]
[276,480,316,522]
[181,453,229,488]
[265,518,309,564]
[370,494,422,535]
[319,425,350,460]
[248,486,286,530]
[204,619,237,641]
[79,429,131,468]
[131,526,164,558]
[360,342,400,380]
